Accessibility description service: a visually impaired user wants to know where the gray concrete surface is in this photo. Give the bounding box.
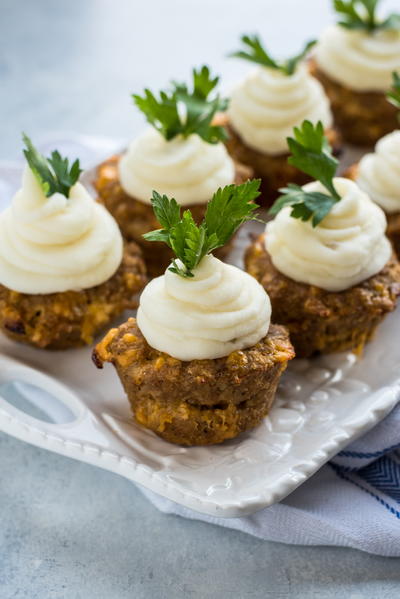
[1,0,400,597]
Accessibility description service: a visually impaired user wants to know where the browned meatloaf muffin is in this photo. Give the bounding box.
[346,163,400,259]
[214,113,341,207]
[245,233,400,359]
[93,318,294,446]
[94,155,253,277]
[309,58,398,146]
[0,243,147,350]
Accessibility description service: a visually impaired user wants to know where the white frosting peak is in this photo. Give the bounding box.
[228,63,332,155]
[315,25,400,91]
[265,177,391,292]
[357,130,400,213]
[0,166,123,294]
[137,255,271,361]
[119,128,235,206]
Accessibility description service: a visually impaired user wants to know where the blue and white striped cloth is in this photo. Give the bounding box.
[144,403,400,556]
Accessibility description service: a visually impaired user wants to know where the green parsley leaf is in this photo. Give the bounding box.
[387,71,400,118]
[150,190,181,230]
[22,133,82,198]
[270,184,338,227]
[143,192,182,248]
[287,120,340,201]
[230,35,316,76]
[204,179,262,251]
[269,121,340,227]
[132,89,182,141]
[173,66,228,144]
[143,180,261,278]
[169,212,206,277]
[192,64,219,100]
[334,0,400,32]
[22,133,52,196]
[285,41,318,76]
[132,65,228,144]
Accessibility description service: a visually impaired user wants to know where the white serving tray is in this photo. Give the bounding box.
[0,142,399,518]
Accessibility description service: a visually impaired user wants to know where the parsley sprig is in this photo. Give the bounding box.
[269,121,340,227]
[143,180,261,278]
[334,0,400,32]
[387,71,400,119]
[132,66,228,144]
[22,134,82,198]
[230,35,316,76]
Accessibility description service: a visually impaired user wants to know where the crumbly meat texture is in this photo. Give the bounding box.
[0,243,147,350]
[346,163,400,259]
[309,58,398,146]
[214,113,341,207]
[245,233,400,359]
[94,155,253,277]
[93,318,294,446]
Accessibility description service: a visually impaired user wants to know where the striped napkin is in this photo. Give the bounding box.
[143,402,400,557]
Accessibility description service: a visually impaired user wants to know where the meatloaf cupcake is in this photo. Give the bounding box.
[0,135,146,350]
[347,73,400,257]
[245,120,400,358]
[311,0,400,145]
[220,34,337,205]
[95,66,252,277]
[93,180,294,446]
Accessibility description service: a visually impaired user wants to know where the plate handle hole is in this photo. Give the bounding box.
[0,381,75,424]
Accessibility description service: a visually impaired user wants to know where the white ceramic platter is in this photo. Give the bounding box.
[0,143,399,518]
